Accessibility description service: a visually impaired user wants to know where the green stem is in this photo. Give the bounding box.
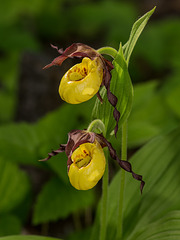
[87,119,106,136]
[116,121,127,240]
[87,119,109,240]
[97,47,117,59]
[100,148,109,240]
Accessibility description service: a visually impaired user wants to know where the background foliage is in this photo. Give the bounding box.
[0,0,180,239]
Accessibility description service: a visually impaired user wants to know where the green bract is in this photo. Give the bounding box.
[92,44,133,137]
[92,7,156,138]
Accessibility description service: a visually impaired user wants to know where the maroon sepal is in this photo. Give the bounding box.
[43,43,100,69]
[64,130,94,169]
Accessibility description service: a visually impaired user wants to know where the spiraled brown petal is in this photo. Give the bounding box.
[39,144,66,161]
[96,133,145,193]
[96,91,103,104]
[102,64,120,137]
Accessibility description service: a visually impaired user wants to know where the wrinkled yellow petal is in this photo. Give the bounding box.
[59,57,103,104]
[68,141,106,190]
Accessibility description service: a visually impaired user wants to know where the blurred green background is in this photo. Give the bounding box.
[0,0,180,239]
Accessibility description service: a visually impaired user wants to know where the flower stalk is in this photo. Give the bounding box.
[97,47,117,59]
[87,119,109,240]
[116,120,127,240]
[87,119,106,136]
[100,148,109,240]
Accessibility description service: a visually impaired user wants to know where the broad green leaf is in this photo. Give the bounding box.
[36,100,94,149]
[36,100,94,182]
[123,7,156,64]
[0,123,39,165]
[0,214,21,236]
[129,211,180,240]
[166,84,180,118]
[92,45,133,137]
[0,236,59,240]
[0,157,30,213]
[127,80,178,147]
[91,126,180,239]
[33,177,95,225]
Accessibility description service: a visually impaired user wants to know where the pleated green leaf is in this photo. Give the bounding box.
[91,126,180,239]
[129,211,180,240]
[92,45,133,137]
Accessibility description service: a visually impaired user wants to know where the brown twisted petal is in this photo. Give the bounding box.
[102,61,120,137]
[96,91,103,104]
[39,144,66,162]
[96,133,145,193]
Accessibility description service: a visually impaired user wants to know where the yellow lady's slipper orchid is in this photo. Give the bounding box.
[68,141,106,190]
[59,57,103,104]
[43,43,121,136]
[41,129,145,193]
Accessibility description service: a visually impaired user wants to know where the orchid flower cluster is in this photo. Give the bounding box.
[40,8,156,240]
[42,43,144,193]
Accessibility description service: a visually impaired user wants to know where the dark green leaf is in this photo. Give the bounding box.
[33,177,95,225]
[0,123,39,165]
[0,214,21,236]
[128,80,178,147]
[36,101,93,181]
[0,157,30,213]
[166,83,180,118]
